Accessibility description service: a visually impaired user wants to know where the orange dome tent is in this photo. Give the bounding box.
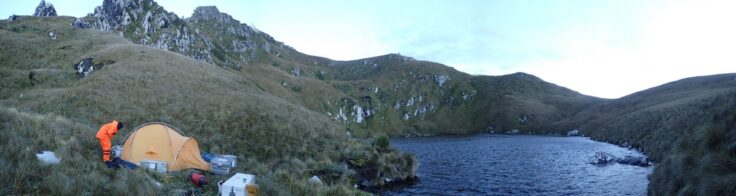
[120,122,210,171]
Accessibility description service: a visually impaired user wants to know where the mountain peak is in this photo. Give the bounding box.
[192,6,220,16]
[34,0,57,16]
[189,6,240,25]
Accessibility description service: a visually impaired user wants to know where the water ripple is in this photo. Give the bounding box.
[384,134,652,195]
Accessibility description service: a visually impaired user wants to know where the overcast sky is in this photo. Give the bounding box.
[2,0,736,98]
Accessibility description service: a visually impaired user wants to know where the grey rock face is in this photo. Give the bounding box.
[75,0,273,67]
[34,0,57,16]
[71,18,90,29]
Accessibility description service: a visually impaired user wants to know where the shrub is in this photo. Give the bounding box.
[373,134,390,151]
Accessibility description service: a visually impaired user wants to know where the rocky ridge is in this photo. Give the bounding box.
[73,0,279,69]
[33,0,57,17]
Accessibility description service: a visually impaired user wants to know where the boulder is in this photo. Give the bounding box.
[73,58,104,78]
[616,156,650,167]
[33,0,57,17]
[589,151,616,165]
[308,175,323,185]
[48,32,57,40]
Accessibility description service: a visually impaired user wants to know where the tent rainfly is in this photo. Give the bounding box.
[120,122,210,171]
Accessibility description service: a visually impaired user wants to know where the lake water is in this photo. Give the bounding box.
[384,134,652,195]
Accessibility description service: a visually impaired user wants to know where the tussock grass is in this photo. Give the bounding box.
[648,99,736,195]
[0,106,161,195]
[0,16,413,195]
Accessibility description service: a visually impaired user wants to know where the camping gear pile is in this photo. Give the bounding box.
[112,122,257,193]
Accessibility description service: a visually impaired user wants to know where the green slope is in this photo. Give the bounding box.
[554,73,736,194]
[72,1,602,137]
[0,16,415,195]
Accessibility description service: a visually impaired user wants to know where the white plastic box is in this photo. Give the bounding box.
[218,173,256,196]
[140,160,167,173]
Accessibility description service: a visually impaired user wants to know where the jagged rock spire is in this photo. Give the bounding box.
[34,0,57,16]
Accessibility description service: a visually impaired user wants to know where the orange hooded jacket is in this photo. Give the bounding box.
[96,120,120,162]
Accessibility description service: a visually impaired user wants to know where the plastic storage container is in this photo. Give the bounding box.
[210,157,231,175]
[218,173,257,196]
[140,160,167,173]
[218,155,237,167]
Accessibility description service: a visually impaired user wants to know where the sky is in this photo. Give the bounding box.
[2,0,736,98]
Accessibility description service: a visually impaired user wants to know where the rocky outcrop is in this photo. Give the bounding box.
[589,151,650,167]
[71,18,90,29]
[74,0,275,68]
[48,32,57,40]
[73,58,105,78]
[34,0,57,17]
[616,156,650,167]
[74,58,95,78]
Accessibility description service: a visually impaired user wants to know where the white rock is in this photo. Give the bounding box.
[435,75,450,87]
[309,175,323,185]
[354,105,364,123]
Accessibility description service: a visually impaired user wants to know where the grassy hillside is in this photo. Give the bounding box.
[648,93,736,195]
[550,74,736,194]
[0,16,415,195]
[71,0,602,138]
[556,74,736,161]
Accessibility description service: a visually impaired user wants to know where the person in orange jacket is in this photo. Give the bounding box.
[96,120,123,164]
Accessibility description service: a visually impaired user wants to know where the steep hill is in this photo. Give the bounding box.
[553,74,736,194]
[557,73,736,161]
[0,16,415,195]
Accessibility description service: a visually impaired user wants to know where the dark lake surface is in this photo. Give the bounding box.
[384,134,652,195]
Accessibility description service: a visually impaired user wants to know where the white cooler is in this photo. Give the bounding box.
[218,173,257,196]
